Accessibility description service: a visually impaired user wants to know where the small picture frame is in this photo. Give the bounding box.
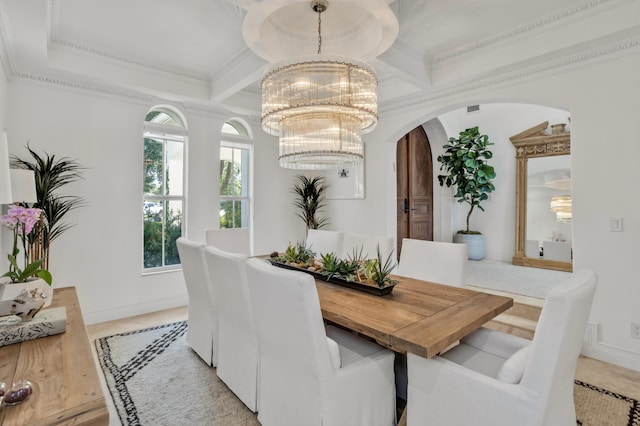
[326,163,365,199]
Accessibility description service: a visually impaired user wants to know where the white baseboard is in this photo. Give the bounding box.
[582,322,640,372]
[83,295,188,325]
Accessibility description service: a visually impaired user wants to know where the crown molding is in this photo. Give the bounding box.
[0,1,17,77]
[12,72,154,103]
[433,0,615,64]
[382,36,640,115]
[47,0,208,82]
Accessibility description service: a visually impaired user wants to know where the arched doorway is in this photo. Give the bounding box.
[396,125,433,257]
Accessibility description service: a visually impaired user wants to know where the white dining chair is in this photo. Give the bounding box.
[526,239,540,258]
[204,246,258,412]
[305,229,343,257]
[205,228,251,256]
[176,237,218,366]
[406,270,597,426]
[245,258,397,426]
[543,241,572,262]
[396,238,467,287]
[339,231,395,263]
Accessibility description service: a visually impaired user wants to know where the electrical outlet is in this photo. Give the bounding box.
[631,322,640,339]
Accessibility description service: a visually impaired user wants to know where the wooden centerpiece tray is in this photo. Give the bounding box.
[267,259,396,297]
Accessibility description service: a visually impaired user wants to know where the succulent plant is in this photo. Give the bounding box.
[360,245,398,288]
[282,241,314,266]
[320,252,341,280]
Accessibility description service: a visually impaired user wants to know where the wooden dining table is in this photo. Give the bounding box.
[315,274,513,359]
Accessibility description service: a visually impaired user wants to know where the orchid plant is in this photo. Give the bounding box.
[1,205,52,285]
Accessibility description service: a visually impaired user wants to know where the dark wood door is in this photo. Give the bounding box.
[396,126,433,257]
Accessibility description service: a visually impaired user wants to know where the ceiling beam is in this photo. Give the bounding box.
[372,39,432,90]
[209,49,268,104]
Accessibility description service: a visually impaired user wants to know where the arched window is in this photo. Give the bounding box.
[143,106,186,271]
[220,119,252,230]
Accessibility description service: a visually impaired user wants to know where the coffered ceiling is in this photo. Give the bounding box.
[0,0,637,117]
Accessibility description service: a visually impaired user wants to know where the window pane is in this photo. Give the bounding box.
[219,200,234,229]
[166,140,184,196]
[143,199,163,219]
[164,200,183,266]
[240,148,249,197]
[220,162,240,196]
[231,200,244,228]
[143,214,163,268]
[239,199,249,227]
[144,137,163,196]
[221,122,240,135]
[146,109,184,127]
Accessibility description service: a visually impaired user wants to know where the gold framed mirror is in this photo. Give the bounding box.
[511,121,572,272]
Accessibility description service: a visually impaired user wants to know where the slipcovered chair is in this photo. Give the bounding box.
[245,258,397,426]
[339,231,394,263]
[543,241,572,262]
[205,228,251,256]
[396,238,467,287]
[526,239,540,258]
[305,229,343,257]
[394,238,468,400]
[406,270,597,426]
[176,237,218,366]
[204,246,258,412]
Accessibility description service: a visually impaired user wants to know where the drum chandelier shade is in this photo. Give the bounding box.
[260,0,378,170]
[550,195,572,223]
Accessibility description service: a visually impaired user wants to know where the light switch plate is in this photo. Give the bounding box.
[609,216,623,232]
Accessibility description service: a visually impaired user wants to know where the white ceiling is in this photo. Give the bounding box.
[0,0,637,118]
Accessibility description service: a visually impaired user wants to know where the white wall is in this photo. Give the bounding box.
[0,62,7,130]
[326,52,640,370]
[5,81,300,324]
[4,39,639,372]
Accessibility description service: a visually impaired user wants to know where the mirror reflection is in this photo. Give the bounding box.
[511,121,572,272]
[526,155,572,262]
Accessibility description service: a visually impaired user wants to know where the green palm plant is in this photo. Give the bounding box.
[11,144,86,269]
[291,175,328,230]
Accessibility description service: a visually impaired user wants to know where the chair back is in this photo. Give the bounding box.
[525,239,540,258]
[521,270,597,424]
[204,245,258,411]
[176,237,217,365]
[396,238,467,287]
[543,241,572,262]
[340,232,394,263]
[246,258,333,423]
[205,228,251,256]
[305,229,343,257]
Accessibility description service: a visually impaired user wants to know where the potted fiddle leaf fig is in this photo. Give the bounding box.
[437,126,496,260]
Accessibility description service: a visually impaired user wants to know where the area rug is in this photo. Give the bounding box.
[96,321,639,426]
[95,321,259,426]
[466,259,572,299]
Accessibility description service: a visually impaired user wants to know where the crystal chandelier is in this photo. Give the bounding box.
[261,0,378,170]
[550,195,572,223]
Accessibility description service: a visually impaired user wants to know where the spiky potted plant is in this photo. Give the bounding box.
[10,144,86,270]
[291,175,328,230]
[437,126,496,260]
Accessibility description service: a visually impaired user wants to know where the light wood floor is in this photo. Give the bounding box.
[87,304,640,425]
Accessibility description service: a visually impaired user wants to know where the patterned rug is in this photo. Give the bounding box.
[95,321,639,426]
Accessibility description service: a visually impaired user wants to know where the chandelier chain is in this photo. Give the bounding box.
[317,6,322,55]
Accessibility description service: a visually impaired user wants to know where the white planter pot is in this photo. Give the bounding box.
[0,279,53,308]
[453,233,485,260]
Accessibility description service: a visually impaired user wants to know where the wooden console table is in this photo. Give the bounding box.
[0,287,109,425]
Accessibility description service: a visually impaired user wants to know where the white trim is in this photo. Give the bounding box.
[582,340,640,372]
[84,293,188,325]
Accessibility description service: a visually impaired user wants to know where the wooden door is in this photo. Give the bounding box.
[396,126,433,257]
